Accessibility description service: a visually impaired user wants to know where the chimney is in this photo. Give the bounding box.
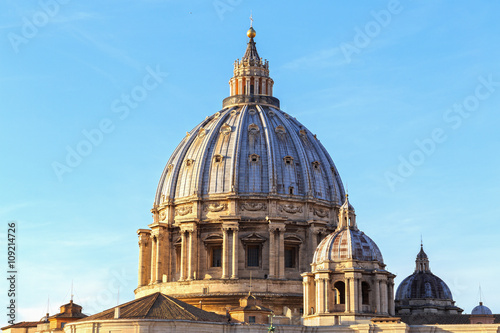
[114,307,120,319]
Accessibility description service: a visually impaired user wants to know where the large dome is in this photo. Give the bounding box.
[154,105,344,205]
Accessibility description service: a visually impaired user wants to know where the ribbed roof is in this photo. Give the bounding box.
[395,271,453,300]
[243,37,260,61]
[1,322,41,330]
[313,227,384,264]
[155,104,345,205]
[82,292,227,322]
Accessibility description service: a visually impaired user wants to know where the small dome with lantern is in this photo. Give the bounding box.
[312,194,384,266]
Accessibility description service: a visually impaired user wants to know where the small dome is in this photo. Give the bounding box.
[313,228,384,264]
[472,302,492,315]
[395,272,453,300]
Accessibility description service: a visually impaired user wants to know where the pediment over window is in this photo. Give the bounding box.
[240,232,267,244]
[203,234,223,248]
[285,235,303,245]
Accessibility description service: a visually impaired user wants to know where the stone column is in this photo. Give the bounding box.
[358,279,363,312]
[315,276,325,313]
[374,277,380,313]
[278,227,285,279]
[179,230,187,281]
[137,230,151,287]
[187,229,194,280]
[150,234,157,284]
[324,278,330,313]
[302,279,310,315]
[349,277,358,312]
[155,230,165,283]
[345,277,350,313]
[268,228,276,279]
[222,227,229,279]
[164,228,171,282]
[381,279,388,314]
[231,227,239,279]
[388,280,395,316]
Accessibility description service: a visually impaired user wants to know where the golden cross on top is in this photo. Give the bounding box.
[250,12,253,27]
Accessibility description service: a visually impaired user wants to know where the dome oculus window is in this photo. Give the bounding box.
[213,154,224,163]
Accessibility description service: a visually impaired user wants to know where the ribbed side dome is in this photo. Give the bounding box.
[154,105,345,205]
[395,272,453,300]
[472,302,492,315]
[312,228,384,264]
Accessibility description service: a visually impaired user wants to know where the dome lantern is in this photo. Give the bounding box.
[225,23,277,108]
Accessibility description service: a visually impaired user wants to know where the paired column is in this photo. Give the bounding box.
[179,230,187,281]
[137,230,151,287]
[155,231,165,283]
[150,234,157,284]
[268,228,276,279]
[268,221,286,279]
[380,278,388,314]
[231,227,239,279]
[350,277,358,312]
[344,277,350,313]
[179,223,197,281]
[388,280,395,316]
[374,277,381,313]
[315,277,326,313]
[222,223,239,279]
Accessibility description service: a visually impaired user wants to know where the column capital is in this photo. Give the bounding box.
[138,229,151,246]
[180,222,197,233]
[267,219,286,232]
[311,227,326,235]
[222,221,239,231]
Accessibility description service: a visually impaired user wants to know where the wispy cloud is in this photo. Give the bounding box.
[281,47,346,70]
[66,26,143,71]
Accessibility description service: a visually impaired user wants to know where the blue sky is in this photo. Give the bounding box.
[1,0,500,324]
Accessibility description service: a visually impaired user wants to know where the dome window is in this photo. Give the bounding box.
[275,125,286,134]
[213,154,224,163]
[198,128,207,139]
[185,159,194,167]
[248,108,257,115]
[312,161,321,170]
[299,129,307,137]
[248,123,260,135]
[249,154,260,163]
[268,110,275,117]
[220,123,232,135]
[283,156,294,165]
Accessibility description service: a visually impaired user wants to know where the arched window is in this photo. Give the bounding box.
[362,282,370,305]
[333,281,345,304]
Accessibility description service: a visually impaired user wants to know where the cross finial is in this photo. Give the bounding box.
[250,12,253,27]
